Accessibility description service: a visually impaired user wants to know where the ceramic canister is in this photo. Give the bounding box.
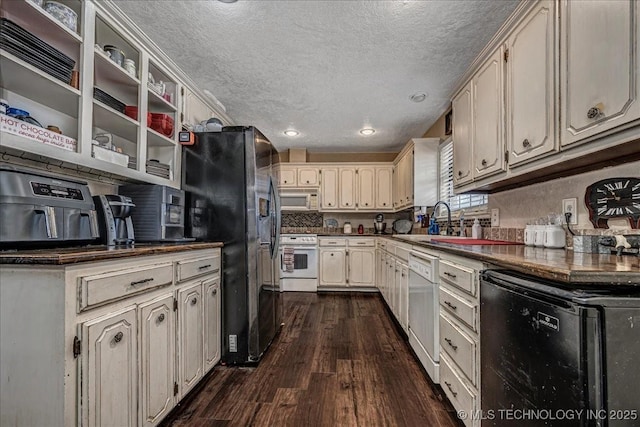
[544,225,566,248]
[534,225,546,247]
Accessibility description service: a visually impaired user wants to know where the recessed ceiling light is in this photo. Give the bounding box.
[410,92,428,103]
[218,0,237,3]
[360,128,375,136]
[284,130,299,137]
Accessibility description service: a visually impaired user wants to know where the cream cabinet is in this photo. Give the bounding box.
[452,83,474,186]
[203,277,221,372]
[375,166,393,210]
[357,167,375,209]
[80,306,138,427]
[183,88,214,128]
[507,0,558,166]
[0,247,222,427]
[320,167,339,209]
[393,148,414,209]
[347,246,376,287]
[561,0,640,147]
[472,47,506,179]
[338,168,357,209]
[139,294,176,427]
[177,282,204,399]
[276,165,319,187]
[319,248,347,287]
[278,166,297,187]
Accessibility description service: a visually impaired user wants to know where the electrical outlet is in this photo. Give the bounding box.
[562,198,578,225]
[491,208,500,226]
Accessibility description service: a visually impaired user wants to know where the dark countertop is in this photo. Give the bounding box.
[388,236,639,286]
[0,242,224,265]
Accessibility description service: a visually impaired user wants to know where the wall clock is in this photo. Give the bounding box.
[585,177,640,229]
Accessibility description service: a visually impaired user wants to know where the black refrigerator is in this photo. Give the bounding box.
[182,126,282,365]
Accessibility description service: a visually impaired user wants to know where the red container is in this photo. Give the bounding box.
[124,106,151,125]
[150,113,174,137]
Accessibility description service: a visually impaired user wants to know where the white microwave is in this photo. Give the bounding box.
[280,191,319,211]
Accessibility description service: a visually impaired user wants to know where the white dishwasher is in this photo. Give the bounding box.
[408,250,440,383]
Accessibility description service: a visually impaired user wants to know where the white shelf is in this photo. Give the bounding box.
[0,130,178,188]
[147,128,176,147]
[148,88,177,112]
[94,47,140,88]
[1,0,82,45]
[0,50,81,117]
[93,99,139,142]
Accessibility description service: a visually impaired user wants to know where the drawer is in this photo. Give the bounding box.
[440,286,477,332]
[440,312,477,386]
[440,353,477,427]
[395,246,410,262]
[348,238,375,247]
[319,238,347,247]
[78,262,173,311]
[176,254,221,282]
[439,260,476,297]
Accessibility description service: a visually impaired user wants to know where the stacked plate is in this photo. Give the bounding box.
[93,87,126,114]
[146,159,170,179]
[0,18,75,84]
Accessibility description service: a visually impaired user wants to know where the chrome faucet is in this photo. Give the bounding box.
[433,201,455,236]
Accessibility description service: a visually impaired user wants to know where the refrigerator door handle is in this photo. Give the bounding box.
[270,176,281,259]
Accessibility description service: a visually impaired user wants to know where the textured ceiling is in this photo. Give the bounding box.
[113,0,519,152]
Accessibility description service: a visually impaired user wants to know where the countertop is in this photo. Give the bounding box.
[0,242,224,265]
[389,235,639,286]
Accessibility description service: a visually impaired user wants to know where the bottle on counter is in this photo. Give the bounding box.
[472,218,482,239]
[357,224,364,234]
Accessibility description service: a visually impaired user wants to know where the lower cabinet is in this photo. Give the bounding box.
[177,282,204,399]
[0,248,222,427]
[139,294,175,427]
[80,306,138,427]
[318,238,376,288]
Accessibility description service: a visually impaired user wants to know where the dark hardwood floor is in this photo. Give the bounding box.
[165,292,461,427]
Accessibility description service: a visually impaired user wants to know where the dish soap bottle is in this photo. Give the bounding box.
[472,218,482,239]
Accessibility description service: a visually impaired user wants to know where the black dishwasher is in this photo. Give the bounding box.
[480,270,640,427]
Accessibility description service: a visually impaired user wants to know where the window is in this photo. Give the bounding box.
[438,138,487,215]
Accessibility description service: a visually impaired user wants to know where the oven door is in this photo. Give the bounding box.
[280,246,318,279]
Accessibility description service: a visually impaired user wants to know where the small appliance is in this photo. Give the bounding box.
[0,164,99,247]
[93,195,135,246]
[118,184,191,242]
[374,213,386,234]
[279,189,319,211]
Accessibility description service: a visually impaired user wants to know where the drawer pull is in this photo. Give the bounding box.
[130,277,154,287]
[198,264,212,270]
[444,338,458,351]
[113,332,124,344]
[444,381,457,397]
[191,297,198,306]
[444,301,457,310]
[157,313,165,323]
[444,271,457,279]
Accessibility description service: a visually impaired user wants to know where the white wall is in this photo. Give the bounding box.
[489,161,639,230]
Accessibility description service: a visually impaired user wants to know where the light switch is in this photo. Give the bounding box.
[491,208,500,226]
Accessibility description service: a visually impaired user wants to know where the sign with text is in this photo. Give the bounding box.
[0,113,77,152]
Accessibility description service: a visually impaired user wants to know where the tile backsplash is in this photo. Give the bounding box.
[281,212,323,228]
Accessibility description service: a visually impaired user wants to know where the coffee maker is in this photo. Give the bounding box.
[374,213,387,234]
[93,195,135,246]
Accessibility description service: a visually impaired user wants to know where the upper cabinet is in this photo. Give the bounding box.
[452,0,638,192]
[320,167,338,209]
[338,167,357,209]
[0,0,229,188]
[507,0,557,166]
[375,166,393,210]
[472,47,505,180]
[276,165,319,187]
[560,0,640,146]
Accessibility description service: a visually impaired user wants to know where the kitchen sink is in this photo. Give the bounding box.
[430,238,521,245]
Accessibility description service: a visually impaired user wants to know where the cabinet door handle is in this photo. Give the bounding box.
[522,138,531,148]
[444,338,458,351]
[157,313,165,323]
[191,297,198,305]
[131,277,154,287]
[113,332,124,344]
[587,105,603,119]
[444,271,457,279]
[383,203,386,206]
[331,253,334,257]
[481,159,487,167]
[444,301,457,310]
[306,180,310,184]
[212,288,218,295]
[346,203,350,206]
[457,170,462,177]
[444,381,457,397]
